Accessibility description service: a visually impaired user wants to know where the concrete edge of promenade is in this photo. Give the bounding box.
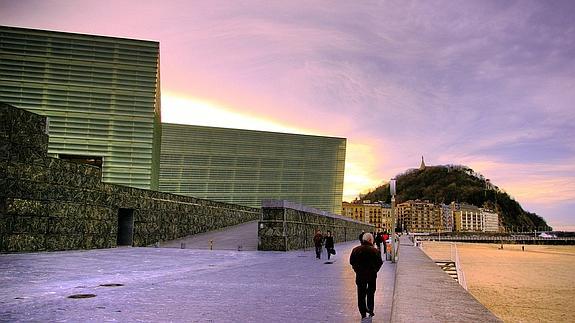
[390,236,503,322]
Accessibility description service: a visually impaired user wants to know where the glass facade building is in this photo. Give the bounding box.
[0,26,161,190]
[160,124,346,214]
[1,26,347,214]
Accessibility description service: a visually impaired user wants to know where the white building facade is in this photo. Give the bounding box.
[480,208,499,232]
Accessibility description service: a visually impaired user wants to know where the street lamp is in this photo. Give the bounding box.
[390,178,397,263]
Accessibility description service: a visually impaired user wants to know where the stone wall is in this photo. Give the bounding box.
[258,200,374,251]
[0,103,260,252]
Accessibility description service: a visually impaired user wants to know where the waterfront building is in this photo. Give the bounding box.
[481,208,499,232]
[396,200,441,233]
[342,201,366,222]
[453,202,483,232]
[342,201,392,231]
[0,26,161,190]
[452,203,500,232]
[440,203,454,232]
[379,203,392,232]
[160,123,346,214]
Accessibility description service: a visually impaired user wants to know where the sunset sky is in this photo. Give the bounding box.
[1,0,573,230]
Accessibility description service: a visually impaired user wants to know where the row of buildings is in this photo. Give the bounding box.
[342,200,500,233]
[0,26,345,214]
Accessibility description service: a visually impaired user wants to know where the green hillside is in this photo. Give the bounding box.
[360,165,550,232]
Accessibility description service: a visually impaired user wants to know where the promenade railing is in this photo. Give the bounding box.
[452,243,468,290]
[417,236,575,243]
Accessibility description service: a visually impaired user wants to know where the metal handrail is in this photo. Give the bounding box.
[417,236,575,241]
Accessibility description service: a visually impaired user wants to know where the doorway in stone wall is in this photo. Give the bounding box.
[117,208,134,246]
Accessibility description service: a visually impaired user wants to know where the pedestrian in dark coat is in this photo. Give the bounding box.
[375,231,383,251]
[349,232,383,319]
[324,230,335,260]
[313,230,323,259]
[358,230,365,243]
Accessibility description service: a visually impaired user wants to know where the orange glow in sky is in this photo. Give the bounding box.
[162,92,306,134]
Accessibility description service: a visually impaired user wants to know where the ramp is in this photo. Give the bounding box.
[159,220,259,250]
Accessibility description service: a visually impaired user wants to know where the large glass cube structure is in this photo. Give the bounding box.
[160,124,346,214]
[1,26,347,214]
[0,26,161,190]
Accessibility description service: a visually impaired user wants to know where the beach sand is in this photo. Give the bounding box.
[421,241,575,323]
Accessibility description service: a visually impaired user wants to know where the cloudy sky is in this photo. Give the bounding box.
[1,0,574,230]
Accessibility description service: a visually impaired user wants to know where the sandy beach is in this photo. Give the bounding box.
[421,241,575,323]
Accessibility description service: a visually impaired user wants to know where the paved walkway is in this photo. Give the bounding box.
[391,236,501,322]
[160,220,259,251]
[0,242,395,322]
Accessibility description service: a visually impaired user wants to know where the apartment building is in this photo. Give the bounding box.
[396,200,441,233]
[342,201,392,231]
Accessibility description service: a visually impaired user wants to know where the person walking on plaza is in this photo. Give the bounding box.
[324,230,335,260]
[381,231,388,259]
[313,229,324,259]
[382,231,390,260]
[349,232,383,319]
[358,230,365,243]
[375,231,383,251]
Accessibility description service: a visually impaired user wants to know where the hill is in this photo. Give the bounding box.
[360,165,550,232]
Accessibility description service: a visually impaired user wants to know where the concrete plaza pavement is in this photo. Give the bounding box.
[0,241,395,322]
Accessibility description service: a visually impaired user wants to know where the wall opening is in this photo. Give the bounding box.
[59,154,103,169]
[117,208,134,246]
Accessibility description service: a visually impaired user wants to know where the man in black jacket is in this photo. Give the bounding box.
[349,232,383,319]
[324,230,335,260]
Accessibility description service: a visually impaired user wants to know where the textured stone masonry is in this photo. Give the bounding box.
[0,103,259,252]
[258,200,374,251]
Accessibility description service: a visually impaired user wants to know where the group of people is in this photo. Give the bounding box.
[312,230,335,260]
[312,229,391,261]
[312,229,392,320]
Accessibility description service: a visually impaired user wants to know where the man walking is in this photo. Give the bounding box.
[358,230,365,243]
[375,231,383,251]
[349,233,383,319]
[313,229,324,259]
[324,230,335,260]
